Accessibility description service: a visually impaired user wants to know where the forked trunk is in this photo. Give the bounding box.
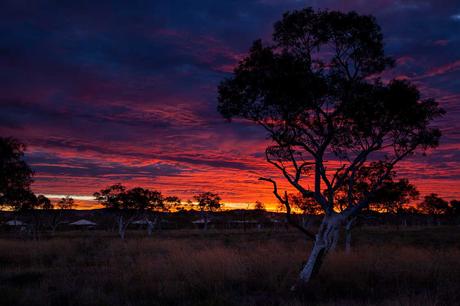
[299,214,343,283]
[120,222,131,240]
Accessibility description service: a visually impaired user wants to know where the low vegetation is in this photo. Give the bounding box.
[1,226,459,306]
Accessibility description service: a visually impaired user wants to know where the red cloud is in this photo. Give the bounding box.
[421,60,460,78]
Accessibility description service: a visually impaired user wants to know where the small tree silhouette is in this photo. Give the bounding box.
[254,200,266,211]
[37,195,53,210]
[418,193,449,215]
[58,196,74,210]
[94,184,130,239]
[193,192,222,230]
[46,195,76,234]
[123,187,163,236]
[94,184,169,239]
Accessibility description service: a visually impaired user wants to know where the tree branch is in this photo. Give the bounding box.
[259,177,316,240]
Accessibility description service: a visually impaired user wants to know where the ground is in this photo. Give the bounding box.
[1,226,459,306]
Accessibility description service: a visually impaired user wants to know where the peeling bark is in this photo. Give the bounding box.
[117,215,132,240]
[118,215,124,239]
[299,214,343,282]
[330,227,340,251]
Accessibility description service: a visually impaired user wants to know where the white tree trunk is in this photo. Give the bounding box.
[118,215,125,240]
[49,211,61,234]
[345,217,356,254]
[204,213,208,231]
[147,220,154,236]
[330,227,340,251]
[299,214,343,283]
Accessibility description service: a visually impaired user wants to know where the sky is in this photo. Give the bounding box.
[1,0,459,209]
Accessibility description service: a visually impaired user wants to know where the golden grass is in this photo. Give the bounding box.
[0,228,459,305]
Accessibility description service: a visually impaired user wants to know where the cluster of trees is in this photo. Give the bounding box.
[289,187,459,220]
[0,137,225,239]
[0,3,454,284]
[418,193,460,216]
[93,184,223,239]
[288,181,459,254]
[1,5,454,289]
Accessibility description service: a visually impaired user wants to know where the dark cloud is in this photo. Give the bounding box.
[29,155,184,179]
[1,0,459,203]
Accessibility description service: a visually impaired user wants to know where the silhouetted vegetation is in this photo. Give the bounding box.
[418,193,450,215]
[1,228,460,306]
[0,4,456,305]
[0,137,34,211]
[93,184,185,239]
[194,192,223,230]
[218,7,445,283]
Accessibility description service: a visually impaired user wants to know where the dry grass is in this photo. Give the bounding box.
[1,227,459,306]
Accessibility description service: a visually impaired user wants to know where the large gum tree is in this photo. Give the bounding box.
[217,8,445,284]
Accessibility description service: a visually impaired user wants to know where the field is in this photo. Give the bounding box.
[1,226,460,306]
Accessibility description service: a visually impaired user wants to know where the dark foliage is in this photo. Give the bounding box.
[218,7,444,220]
[418,193,450,215]
[0,137,34,210]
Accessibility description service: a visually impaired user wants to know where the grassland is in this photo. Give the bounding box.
[1,226,460,306]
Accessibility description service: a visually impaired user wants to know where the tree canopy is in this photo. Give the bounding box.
[218,8,444,219]
[57,196,74,210]
[94,184,181,213]
[0,137,34,209]
[194,192,222,212]
[418,193,450,215]
[334,163,419,214]
[93,184,127,210]
[37,195,53,210]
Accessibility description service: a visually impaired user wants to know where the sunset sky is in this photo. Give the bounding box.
[1,0,459,209]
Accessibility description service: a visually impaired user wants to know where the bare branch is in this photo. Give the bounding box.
[259,177,316,240]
